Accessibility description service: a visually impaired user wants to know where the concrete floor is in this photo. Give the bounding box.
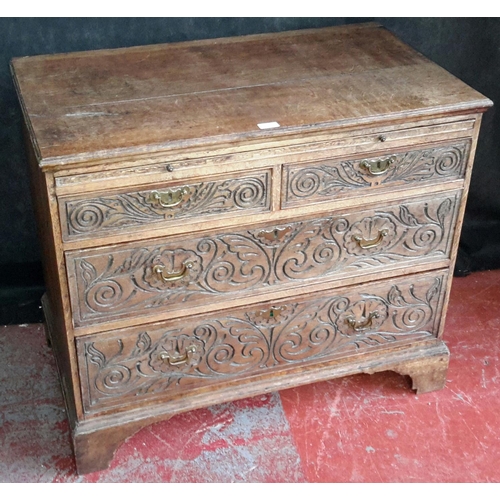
[1,269,499,482]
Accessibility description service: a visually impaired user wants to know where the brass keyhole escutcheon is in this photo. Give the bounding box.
[253,305,287,323]
[257,226,293,243]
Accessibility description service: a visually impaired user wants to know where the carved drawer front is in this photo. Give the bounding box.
[77,270,448,413]
[67,190,461,328]
[58,170,272,241]
[282,141,470,208]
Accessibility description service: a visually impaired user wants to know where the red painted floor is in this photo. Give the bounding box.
[1,269,499,482]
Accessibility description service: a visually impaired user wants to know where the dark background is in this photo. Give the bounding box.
[1,18,499,324]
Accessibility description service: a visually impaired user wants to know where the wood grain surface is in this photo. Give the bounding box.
[11,23,491,167]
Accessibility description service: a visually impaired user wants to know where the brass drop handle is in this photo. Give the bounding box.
[352,229,388,249]
[153,261,193,282]
[159,345,197,366]
[360,156,396,176]
[346,311,380,332]
[148,187,189,209]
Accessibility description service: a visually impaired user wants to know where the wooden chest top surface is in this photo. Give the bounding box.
[11,22,491,167]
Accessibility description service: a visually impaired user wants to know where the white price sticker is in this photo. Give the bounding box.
[257,122,281,130]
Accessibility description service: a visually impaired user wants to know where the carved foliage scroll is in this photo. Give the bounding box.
[62,171,271,239]
[283,141,470,206]
[69,193,460,326]
[80,273,446,411]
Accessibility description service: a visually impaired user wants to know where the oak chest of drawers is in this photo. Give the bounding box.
[11,23,492,474]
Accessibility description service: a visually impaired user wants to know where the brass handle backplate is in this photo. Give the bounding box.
[360,156,396,176]
[153,261,193,282]
[159,345,197,366]
[352,229,388,249]
[147,187,189,209]
[346,311,380,332]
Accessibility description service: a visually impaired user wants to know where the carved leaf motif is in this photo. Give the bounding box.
[187,183,224,210]
[354,333,397,347]
[79,260,97,287]
[223,235,264,261]
[388,286,408,307]
[387,151,433,182]
[116,248,151,274]
[135,378,177,396]
[116,339,124,354]
[399,206,419,226]
[426,278,441,304]
[318,163,367,190]
[65,173,269,238]
[86,343,106,368]
[132,332,152,357]
[340,162,369,183]
[118,195,159,217]
[285,142,468,208]
[437,199,452,227]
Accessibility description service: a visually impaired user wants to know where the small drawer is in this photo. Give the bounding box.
[58,169,272,241]
[67,190,461,328]
[77,270,448,413]
[282,141,470,208]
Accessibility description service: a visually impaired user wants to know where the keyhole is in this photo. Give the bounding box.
[362,302,367,321]
[269,309,274,318]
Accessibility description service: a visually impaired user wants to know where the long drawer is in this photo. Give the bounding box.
[77,270,448,413]
[66,191,461,328]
